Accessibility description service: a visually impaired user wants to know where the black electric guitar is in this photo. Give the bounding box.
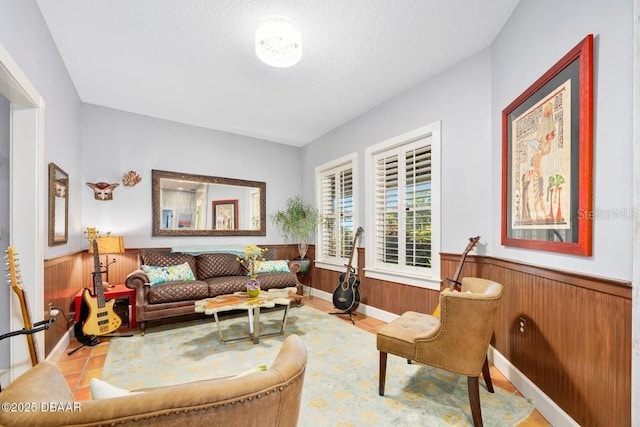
[332,227,364,313]
[432,235,480,317]
[75,239,121,342]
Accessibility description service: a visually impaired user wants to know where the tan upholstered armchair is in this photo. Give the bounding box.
[0,335,307,427]
[377,277,503,427]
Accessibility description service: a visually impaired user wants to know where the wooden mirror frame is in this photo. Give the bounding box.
[152,169,266,236]
[48,162,69,246]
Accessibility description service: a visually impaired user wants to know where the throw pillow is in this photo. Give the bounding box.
[141,262,196,286]
[253,260,290,274]
[90,378,141,399]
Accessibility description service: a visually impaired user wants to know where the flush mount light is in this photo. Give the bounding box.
[255,16,302,68]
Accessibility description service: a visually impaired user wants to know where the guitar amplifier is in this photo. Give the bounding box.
[112,298,130,328]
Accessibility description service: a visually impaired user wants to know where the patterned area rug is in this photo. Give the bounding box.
[102,304,534,426]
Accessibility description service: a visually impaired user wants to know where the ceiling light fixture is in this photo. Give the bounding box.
[255,16,302,68]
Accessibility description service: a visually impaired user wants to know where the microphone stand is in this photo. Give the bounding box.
[0,314,57,392]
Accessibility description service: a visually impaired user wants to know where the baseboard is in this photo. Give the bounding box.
[46,325,74,362]
[488,347,578,426]
[304,285,577,426]
[304,286,400,324]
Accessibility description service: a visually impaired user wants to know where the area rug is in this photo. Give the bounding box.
[102,304,534,426]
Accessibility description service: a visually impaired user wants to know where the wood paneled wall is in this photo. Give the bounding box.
[309,248,631,427]
[43,252,84,356]
[44,244,303,355]
[45,244,631,426]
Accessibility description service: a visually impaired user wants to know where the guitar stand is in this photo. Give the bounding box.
[329,310,357,325]
[67,331,133,356]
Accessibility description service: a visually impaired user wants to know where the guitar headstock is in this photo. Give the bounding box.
[4,246,23,293]
[85,227,98,241]
[463,236,481,255]
[355,227,364,239]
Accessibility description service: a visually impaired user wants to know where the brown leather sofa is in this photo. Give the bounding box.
[0,334,307,427]
[125,249,302,334]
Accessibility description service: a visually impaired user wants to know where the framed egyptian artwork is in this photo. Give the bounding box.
[501,34,593,256]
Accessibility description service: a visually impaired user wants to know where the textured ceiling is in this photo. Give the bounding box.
[36,0,519,146]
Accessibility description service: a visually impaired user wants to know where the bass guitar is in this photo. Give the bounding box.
[331,227,364,320]
[76,239,122,338]
[432,235,480,318]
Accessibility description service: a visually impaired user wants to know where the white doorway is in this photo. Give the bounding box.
[0,42,45,382]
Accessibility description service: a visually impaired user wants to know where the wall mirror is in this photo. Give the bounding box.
[48,162,69,246]
[152,169,266,236]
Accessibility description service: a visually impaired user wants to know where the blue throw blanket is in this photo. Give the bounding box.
[171,245,247,257]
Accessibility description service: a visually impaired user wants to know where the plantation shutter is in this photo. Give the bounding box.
[374,137,432,271]
[405,145,432,267]
[375,152,399,265]
[339,168,354,257]
[320,164,354,260]
[321,174,337,257]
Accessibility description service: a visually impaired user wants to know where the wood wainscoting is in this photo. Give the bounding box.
[310,248,631,427]
[43,249,140,356]
[44,244,303,357]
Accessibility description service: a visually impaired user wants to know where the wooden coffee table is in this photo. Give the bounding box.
[194,287,298,344]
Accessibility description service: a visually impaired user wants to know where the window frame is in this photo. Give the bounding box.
[314,152,358,273]
[364,122,441,290]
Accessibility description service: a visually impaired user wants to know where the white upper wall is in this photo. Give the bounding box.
[301,48,494,255]
[491,0,633,280]
[0,0,83,260]
[81,104,302,248]
[302,0,634,281]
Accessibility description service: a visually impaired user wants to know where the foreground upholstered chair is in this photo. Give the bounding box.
[377,277,503,427]
[0,334,307,427]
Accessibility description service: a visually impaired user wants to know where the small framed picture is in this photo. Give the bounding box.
[212,199,239,230]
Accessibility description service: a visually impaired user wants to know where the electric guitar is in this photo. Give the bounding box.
[432,235,480,317]
[332,227,364,312]
[5,247,39,366]
[76,239,122,337]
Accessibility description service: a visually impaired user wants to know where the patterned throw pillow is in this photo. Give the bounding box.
[253,260,290,274]
[141,262,196,286]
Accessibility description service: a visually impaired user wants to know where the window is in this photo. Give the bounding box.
[315,153,358,270]
[365,122,441,289]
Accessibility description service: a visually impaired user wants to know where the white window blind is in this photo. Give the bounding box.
[366,122,440,288]
[316,154,357,268]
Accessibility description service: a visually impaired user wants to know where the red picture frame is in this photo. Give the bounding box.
[501,34,593,256]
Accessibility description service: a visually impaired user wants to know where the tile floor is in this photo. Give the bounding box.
[55,295,549,425]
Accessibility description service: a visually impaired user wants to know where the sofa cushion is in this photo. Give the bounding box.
[204,273,298,297]
[142,262,196,286]
[147,281,209,304]
[254,260,290,274]
[197,253,245,279]
[256,273,299,290]
[204,276,253,296]
[140,250,197,274]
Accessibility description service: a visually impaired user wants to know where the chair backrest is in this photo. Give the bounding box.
[425,277,503,376]
[0,335,308,427]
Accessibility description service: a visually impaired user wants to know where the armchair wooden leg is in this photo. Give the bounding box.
[467,376,483,427]
[481,356,494,393]
[379,352,387,396]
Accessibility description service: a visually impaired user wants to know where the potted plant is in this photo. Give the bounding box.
[271,196,322,273]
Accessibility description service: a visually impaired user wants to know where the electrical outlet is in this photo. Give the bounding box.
[518,316,527,335]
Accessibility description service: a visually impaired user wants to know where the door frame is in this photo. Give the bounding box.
[0,42,45,381]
